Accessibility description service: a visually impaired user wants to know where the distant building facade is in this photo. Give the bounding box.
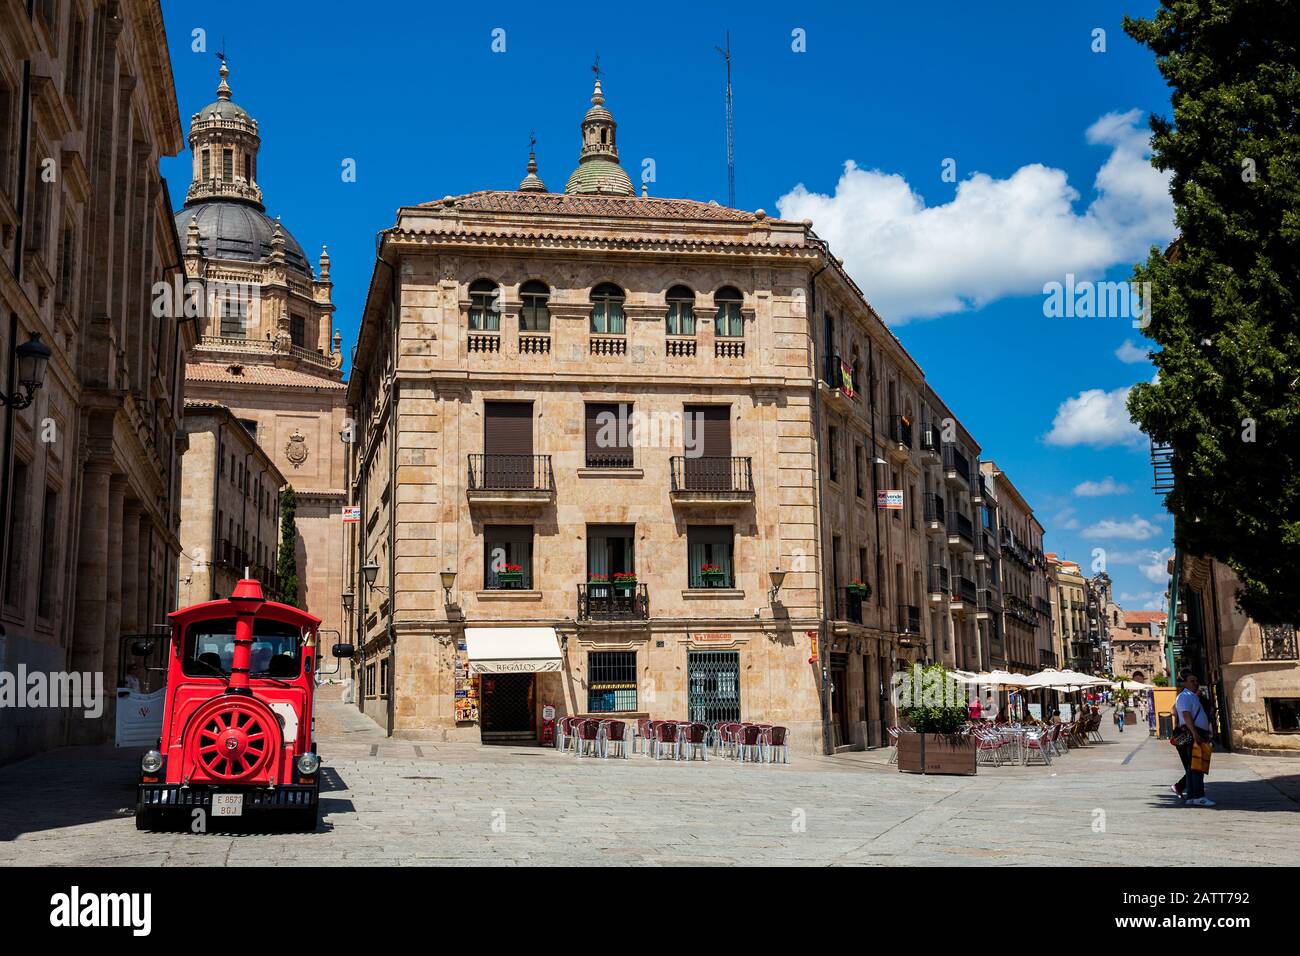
[177,402,283,606]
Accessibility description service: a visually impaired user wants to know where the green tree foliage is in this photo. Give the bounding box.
[1124,1,1300,623]
[276,486,300,607]
[897,662,970,734]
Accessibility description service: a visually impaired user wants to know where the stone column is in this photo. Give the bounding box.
[120,501,142,636]
[69,463,112,744]
[103,478,126,695]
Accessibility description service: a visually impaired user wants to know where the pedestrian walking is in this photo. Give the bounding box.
[1171,669,1216,807]
[1113,704,1125,733]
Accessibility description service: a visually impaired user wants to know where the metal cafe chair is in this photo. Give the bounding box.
[600,719,629,758]
[576,718,602,757]
[652,721,680,760]
[736,724,764,762]
[764,726,791,764]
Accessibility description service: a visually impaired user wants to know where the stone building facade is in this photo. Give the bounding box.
[984,463,1050,673]
[176,401,283,607]
[346,79,1047,754]
[1176,554,1300,755]
[172,63,349,651]
[0,0,192,761]
[1047,555,1093,673]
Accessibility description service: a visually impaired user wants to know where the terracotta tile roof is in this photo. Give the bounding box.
[1124,611,1167,624]
[186,362,346,390]
[419,190,763,223]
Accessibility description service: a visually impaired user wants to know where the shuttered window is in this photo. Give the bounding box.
[585,402,633,468]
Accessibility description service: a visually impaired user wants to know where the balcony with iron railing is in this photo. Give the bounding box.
[919,421,940,459]
[948,511,974,551]
[928,564,949,600]
[835,587,867,625]
[971,473,989,504]
[942,444,970,487]
[466,454,556,505]
[923,493,945,534]
[669,456,755,506]
[952,575,977,607]
[976,588,999,619]
[578,582,649,622]
[897,603,921,638]
[888,415,913,461]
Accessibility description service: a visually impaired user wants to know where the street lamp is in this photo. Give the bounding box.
[768,567,786,603]
[1,332,52,409]
[440,569,457,606]
[361,561,385,592]
[341,588,354,612]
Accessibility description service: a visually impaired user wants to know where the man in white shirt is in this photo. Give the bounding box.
[1172,669,1215,807]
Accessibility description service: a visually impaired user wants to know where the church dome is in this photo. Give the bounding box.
[565,158,634,196]
[195,97,250,122]
[175,202,311,277]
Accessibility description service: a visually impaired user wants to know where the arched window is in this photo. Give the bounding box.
[520,280,550,332]
[590,282,625,334]
[665,285,695,335]
[715,286,743,337]
[468,279,500,331]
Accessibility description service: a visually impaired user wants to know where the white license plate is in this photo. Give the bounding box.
[212,793,244,817]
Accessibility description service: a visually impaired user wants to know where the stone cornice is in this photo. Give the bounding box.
[386,228,821,262]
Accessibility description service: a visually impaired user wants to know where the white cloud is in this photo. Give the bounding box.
[1115,339,1150,364]
[1073,476,1130,496]
[775,109,1174,322]
[1053,507,1081,531]
[1082,516,1162,541]
[1139,547,1174,584]
[1045,386,1144,448]
[1119,590,1168,612]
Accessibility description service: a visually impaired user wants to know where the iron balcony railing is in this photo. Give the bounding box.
[954,575,978,606]
[467,454,555,492]
[928,564,950,594]
[586,451,634,469]
[920,422,939,454]
[897,604,921,636]
[942,444,970,484]
[1035,596,1053,616]
[1262,624,1298,661]
[578,583,649,621]
[825,353,857,395]
[890,415,913,449]
[836,587,867,624]
[977,588,1000,613]
[952,511,974,544]
[924,493,945,525]
[670,456,754,495]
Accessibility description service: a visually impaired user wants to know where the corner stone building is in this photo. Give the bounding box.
[348,80,1038,753]
[173,63,348,648]
[1,0,192,761]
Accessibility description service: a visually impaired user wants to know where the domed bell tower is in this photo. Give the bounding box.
[186,59,263,208]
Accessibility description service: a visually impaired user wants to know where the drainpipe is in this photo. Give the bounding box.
[0,0,34,602]
[211,422,224,600]
[807,259,831,756]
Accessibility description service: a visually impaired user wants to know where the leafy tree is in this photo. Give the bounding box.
[276,486,300,606]
[1124,1,1300,624]
[897,662,970,734]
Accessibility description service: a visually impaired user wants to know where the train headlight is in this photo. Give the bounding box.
[141,750,164,774]
[296,752,321,775]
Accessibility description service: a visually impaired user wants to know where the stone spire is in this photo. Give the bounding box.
[216,59,233,101]
[518,135,547,192]
[564,73,635,196]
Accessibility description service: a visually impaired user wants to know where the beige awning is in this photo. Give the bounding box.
[465,627,563,674]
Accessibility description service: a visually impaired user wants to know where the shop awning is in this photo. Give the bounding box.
[464,627,563,674]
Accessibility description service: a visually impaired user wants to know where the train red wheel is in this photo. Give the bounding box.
[186,699,277,781]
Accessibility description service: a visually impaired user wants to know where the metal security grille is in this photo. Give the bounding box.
[687,651,741,725]
[588,651,637,712]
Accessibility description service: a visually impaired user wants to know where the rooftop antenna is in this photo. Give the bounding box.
[716,32,735,207]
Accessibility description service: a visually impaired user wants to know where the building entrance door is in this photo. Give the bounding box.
[687,651,741,725]
[829,652,850,747]
[480,673,536,743]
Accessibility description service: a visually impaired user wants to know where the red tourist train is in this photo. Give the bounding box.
[135,576,352,831]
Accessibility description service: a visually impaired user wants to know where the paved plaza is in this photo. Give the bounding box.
[2,701,1296,867]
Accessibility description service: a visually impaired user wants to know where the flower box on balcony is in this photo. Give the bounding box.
[698,565,726,586]
[611,573,638,590]
[847,580,870,596]
[495,572,523,585]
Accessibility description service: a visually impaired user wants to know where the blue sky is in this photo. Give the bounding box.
[159,1,1177,611]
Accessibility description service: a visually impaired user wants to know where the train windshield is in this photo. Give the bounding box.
[182,618,303,679]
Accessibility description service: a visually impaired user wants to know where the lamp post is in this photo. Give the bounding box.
[1,332,52,409]
[361,561,385,592]
[440,569,457,607]
[768,567,786,604]
[341,588,354,613]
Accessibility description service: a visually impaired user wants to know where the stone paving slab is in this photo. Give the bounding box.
[1,701,1296,866]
